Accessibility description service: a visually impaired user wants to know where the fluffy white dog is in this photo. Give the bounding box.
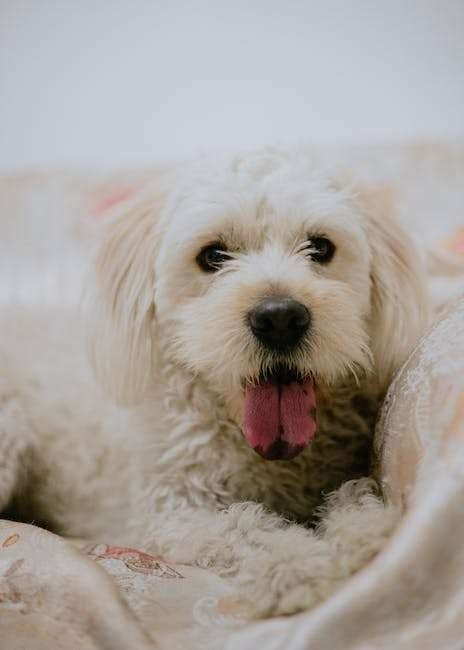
[0,148,428,618]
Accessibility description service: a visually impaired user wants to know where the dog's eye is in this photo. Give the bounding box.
[304,236,335,264]
[196,243,230,272]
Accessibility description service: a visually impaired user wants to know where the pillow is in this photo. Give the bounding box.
[375,294,464,509]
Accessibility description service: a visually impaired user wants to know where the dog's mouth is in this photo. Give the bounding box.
[242,365,316,461]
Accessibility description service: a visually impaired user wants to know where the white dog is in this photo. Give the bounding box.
[0,148,428,618]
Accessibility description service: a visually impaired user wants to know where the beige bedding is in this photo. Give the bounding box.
[1,143,463,649]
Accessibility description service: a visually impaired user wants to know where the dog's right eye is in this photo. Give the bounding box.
[196,243,230,272]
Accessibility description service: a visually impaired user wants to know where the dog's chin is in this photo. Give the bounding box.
[241,365,317,461]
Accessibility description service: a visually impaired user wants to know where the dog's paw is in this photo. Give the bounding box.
[237,537,341,619]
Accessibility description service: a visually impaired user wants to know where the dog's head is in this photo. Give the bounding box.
[88,149,428,460]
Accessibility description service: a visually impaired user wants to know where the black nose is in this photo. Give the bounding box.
[248,297,311,350]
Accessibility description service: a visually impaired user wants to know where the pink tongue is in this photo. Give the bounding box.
[243,380,316,460]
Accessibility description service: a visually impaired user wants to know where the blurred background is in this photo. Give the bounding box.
[1,0,463,172]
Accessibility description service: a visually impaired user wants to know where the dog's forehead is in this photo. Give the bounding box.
[166,151,359,248]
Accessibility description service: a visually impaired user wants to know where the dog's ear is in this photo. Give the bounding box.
[86,183,167,405]
[361,186,429,388]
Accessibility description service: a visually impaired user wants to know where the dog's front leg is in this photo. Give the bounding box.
[236,478,399,618]
[140,479,398,619]
[0,395,37,513]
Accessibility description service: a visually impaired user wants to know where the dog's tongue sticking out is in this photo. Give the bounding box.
[243,379,316,460]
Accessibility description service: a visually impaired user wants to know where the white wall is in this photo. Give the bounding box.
[1,0,463,171]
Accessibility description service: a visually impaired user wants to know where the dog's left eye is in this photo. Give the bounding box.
[304,236,335,264]
[196,243,230,272]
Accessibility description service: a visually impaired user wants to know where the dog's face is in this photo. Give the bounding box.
[90,150,428,460]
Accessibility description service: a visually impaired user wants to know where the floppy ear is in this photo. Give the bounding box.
[86,185,167,405]
[361,187,430,387]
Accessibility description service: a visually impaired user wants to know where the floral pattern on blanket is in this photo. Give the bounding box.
[0,522,243,650]
[86,543,185,578]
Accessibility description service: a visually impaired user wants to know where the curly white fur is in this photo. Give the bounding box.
[0,148,428,619]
